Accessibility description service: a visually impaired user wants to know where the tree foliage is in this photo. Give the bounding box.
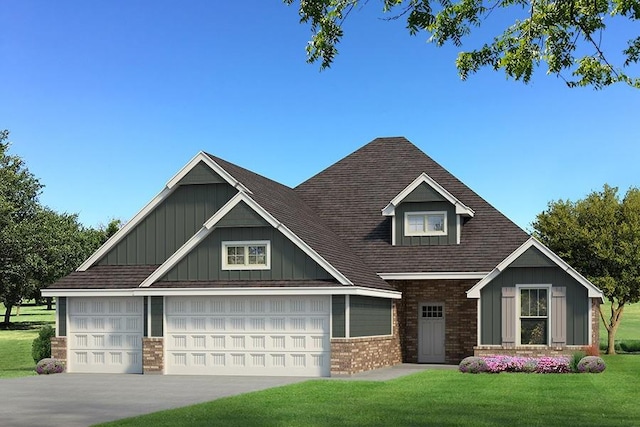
[285,0,640,89]
[0,131,114,324]
[533,184,640,354]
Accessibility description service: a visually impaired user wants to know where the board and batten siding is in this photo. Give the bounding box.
[98,183,237,266]
[480,266,589,345]
[57,297,67,336]
[161,226,334,282]
[395,201,457,246]
[331,295,392,338]
[150,296,163,337]
[332,295,346,338]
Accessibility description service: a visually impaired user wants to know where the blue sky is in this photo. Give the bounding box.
[2,1,638,232]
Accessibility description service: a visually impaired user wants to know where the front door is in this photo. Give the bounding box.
[418,303,445,363]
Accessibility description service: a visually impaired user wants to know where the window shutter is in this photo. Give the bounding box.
[551,287,567,347]
[501,287,516,348]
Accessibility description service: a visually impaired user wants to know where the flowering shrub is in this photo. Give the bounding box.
[458,357,488,373]
[577,356,606,373]
[459,355,571,374]
[35,358,65,375]
[536,356,571,373]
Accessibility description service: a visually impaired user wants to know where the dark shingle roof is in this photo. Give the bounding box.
[47,265,160,289]
[205,153,394,291]
[295,137,529,273]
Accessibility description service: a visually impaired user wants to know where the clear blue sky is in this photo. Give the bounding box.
[2,1,638,232]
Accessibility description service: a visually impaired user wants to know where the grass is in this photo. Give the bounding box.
[98,355,640,427]
[0,302,55,378]
[599,301,640,348]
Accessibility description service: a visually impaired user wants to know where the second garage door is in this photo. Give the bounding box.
[67,297,143,374]
[165,295,330,376]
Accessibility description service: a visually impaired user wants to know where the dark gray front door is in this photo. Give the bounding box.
[418,303,445,363]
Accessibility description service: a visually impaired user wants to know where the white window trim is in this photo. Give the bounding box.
[404,211,448,236]
[516,284,552,346]
[222,240,271,270]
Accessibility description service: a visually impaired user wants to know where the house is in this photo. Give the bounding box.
[42,137,604,376]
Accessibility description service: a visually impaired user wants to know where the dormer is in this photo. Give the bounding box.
[382,173,474,246]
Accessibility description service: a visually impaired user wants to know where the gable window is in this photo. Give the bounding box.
[519,287,548,345]
[222,241,270,270]
[404,211,447,236]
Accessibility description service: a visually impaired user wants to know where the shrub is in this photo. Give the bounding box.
[459,357,488,373]
[35,358,65,375]
[570,351,586,372]
[619,340,640,353]
[577,356,606,373]
[536,356,571,373]
[32,325,55,363]
[583,344,600,356]
[460,355,572,374]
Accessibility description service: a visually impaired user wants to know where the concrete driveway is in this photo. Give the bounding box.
[0,374,310,427]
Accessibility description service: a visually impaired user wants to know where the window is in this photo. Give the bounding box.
[422,305,443,318]
[404,211,447,236]
[222,241,270,270]
[519,288,548,345]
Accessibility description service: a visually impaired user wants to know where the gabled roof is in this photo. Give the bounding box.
[77,152,247,271]
[295,137,530,273]
[204,153,394,291]
[68,148,394,293]
[382,172,475,217]
[466,237,604,299]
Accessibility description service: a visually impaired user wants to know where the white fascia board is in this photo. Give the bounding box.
[77,186,174,271]
[378,272,489,280]
[139,193,246,287]
[77,151,252,272]
[139,192,353,288]
[42,286,401,299]
[234,194,353,286]
[466,237,605,300]
[381,172,474,218]
[166,151,252,194]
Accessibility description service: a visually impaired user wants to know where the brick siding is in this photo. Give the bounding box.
[142,338,164,374]
[50,337,67,362]
[391,280,478,364]
[591,298,600,347]
[330,300,401,375]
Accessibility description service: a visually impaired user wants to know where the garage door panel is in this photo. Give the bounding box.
[166,351,329,376]
[68,297,143,374]
[166,296,330,376]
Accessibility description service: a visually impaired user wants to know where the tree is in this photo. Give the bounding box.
[0,131,113,323]
[533,184,640,354]
[0,130,43,324]
[284,0,640,89]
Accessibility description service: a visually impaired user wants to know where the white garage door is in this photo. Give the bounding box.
[67,297,143,374]
[165,296,330,376]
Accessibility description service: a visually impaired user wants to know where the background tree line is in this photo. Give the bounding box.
[0,130,119,325]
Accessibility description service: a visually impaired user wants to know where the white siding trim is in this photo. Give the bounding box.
[77,151,251,271]
[476,298,481,347]
[42,286,402,299]
[381,172,475,218]
[378,272,489,280]
[138,192,352,287]
[77,187,174,271]
[466,237,604,300]
[515,284,552,346]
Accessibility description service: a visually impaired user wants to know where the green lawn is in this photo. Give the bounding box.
[599,301,640,345]
[0,303,55,378]
[99,355,640,427]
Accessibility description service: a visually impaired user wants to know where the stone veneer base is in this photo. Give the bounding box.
[142,337,164,374]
